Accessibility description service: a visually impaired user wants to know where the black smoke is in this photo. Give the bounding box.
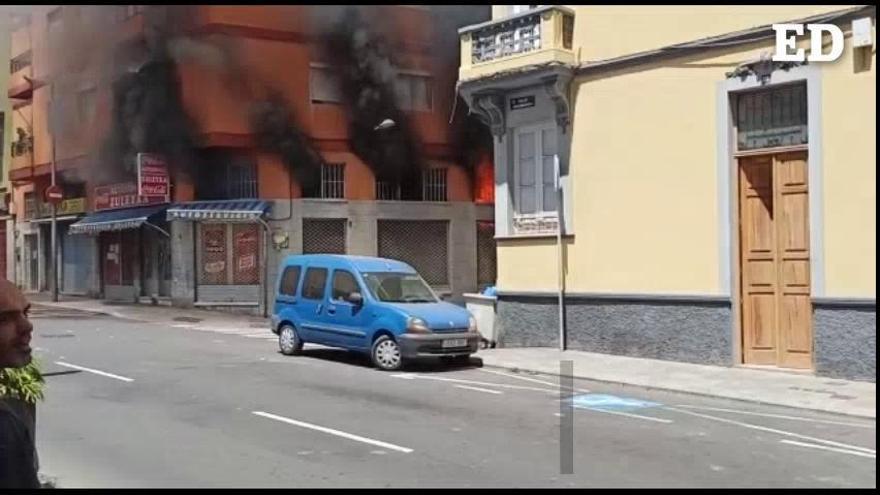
[320,7,426,200]
[249,92,324,194]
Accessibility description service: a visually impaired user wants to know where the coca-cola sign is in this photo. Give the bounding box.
[137,153,170,197]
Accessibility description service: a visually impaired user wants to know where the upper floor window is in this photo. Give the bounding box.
[304,163,345,199]
[422,167,448,202]
[196,151,258,200]
[514,123,557,216]
[310,65,343,104]
[116,5,145,23]
[376,180,402,201]
[395,73,433,112]
[77,88,97,124]
[10,51,32,74]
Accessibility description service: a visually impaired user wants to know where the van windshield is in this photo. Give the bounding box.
[362,272,438,303]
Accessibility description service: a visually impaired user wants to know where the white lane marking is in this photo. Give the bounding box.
[675,404,876,428]
[665,407,876,454]
[252,411,413,453]
[54,361,134,383]
[780,439,876,459]
[478,368,590,392]
[580,407,673,424]
[244,332,273,338]
[391,373,557,393]
[454,385,503,395]
[34,347,47,352]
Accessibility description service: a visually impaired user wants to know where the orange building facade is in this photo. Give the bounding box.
[6,5,495,310]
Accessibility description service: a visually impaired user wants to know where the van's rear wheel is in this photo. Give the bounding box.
[371,335,403,371]
[279,324,303,356]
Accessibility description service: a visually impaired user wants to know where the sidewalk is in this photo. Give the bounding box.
[28,293,269,333]
[479,348,876,419]
[30,295,875,419]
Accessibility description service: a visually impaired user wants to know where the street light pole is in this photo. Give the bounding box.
[50,83,58,302]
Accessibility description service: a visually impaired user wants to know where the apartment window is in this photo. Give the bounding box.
[24,192,37,220]
[197,151,258,200]
[304,163,345,199]
[116,5,145,23]
[514,124,557,215]
[376,180,401,200]
[10,51,32,74]
[310,66,343,104]
[395,73,433,111]
[77,88,97,124]
[422,168,448,202]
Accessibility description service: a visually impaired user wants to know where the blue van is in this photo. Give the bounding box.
[270,255,480,370]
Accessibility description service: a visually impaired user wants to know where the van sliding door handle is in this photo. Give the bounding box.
[327,306,336,315]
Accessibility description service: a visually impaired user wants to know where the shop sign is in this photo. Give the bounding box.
[94,182,166,211]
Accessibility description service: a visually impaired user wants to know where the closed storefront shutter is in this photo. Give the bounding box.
[377,220,449,288]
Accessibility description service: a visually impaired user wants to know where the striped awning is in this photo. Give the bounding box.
[166,200,270,222]
[69,204,169,235]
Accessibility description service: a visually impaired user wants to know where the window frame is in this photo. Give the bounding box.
[278,265,302,297]
[513,121,558,218]
[395,71,434,112]
[301,267,329,301]
[309,64,344,104]
[331,269,361,303]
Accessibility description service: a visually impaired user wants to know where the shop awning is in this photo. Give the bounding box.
[69,204,169,235]
[166,200,270,222]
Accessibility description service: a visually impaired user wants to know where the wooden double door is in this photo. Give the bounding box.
[738,151,812,369]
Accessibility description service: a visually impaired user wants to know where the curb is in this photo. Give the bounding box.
[480,361,877,420]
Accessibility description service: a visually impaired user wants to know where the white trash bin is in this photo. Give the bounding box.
[463,293,497,348]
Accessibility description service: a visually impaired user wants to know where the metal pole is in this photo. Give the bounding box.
[50,89,58,302]
[555,155,565,351]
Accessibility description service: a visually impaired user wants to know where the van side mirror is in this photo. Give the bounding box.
[347,292,364,305]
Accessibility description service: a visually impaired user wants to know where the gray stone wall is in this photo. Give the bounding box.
[814,303,876,382]
[497,294,733,366]
[170,221,195,307]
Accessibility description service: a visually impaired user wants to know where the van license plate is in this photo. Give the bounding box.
[442,339,468,348]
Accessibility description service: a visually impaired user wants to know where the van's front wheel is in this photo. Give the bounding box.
[371,335,403,371]
[279,324,303,356]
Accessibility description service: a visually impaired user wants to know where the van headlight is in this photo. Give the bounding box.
[468,315,478,333]
[406,317,431,334]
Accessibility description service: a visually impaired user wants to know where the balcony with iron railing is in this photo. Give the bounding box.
[458,5,575,82]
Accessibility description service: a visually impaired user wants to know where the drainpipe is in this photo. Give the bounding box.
[257,217,270,318]
[555,154,565,351]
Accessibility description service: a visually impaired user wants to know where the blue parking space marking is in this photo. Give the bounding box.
[570,394,662,412]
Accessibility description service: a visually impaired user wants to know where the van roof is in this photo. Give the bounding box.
[282,254,416,273]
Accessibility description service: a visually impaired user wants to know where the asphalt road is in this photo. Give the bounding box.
[28,305,876,488]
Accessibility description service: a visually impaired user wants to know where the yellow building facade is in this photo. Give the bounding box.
[459,5,875,380]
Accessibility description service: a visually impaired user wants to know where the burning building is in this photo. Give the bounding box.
[5,5,495,311]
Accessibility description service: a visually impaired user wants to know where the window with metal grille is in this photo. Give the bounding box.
[304,163,345,199]
[376,180,401,200]
[735,83,807,151]
[310,65,343,104]
[197,151,258,200]
[422,168,447,202]
[23,192,36,220]
[279,265,301,296]
[10,51,31,74]
[302,219,346,254]
[377,220,449,287]
[476,221,497,287]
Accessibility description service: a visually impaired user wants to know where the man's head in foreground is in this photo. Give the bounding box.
[0,278,33,368]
